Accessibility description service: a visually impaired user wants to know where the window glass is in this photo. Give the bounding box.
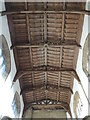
[11,92,21,118]
[0,35,11,80]
[0,56,4,66]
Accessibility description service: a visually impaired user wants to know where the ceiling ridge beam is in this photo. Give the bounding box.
[44,2,48,105]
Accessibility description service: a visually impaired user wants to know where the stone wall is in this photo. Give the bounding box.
[23,109,67,119]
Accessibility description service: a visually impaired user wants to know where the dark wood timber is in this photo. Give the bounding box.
[25,99,69,108]
[5,2,85,118]
[1,10,90,16]
[10,42,81,49]
[20,84,73,95]
[24,100,69,111]
[13,67,80,83]
[24,99,72,117]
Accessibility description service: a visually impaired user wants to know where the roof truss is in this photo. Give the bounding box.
[5,2,86,117]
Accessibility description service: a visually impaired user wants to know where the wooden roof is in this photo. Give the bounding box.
[4,2,86,117]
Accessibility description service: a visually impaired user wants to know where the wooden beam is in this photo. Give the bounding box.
[71,70,81,83]
[25,103,68,110]
[25,1,36,104]
[32,104,66,110]
[13,71,26,82]
[57,1,65,100]
[13,67,72,82]
[24,99,70,114]
[57,47,63,101]
[45,46,48,104]
[1,10,90,16]
[10,42,81,49]
[44,2,47,42]
[13,66,80,82]
[20,84,73,95]
[24,101,71,118]
[61,2,65,41]
[67,104,72,118]
[25,99,69,107]
[44,3,47,104]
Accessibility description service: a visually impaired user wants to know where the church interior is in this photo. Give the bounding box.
[0,0,90,119]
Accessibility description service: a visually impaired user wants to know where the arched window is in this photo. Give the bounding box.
[82,33,90,77]
[0,35,11,80]
[73,91,83,118]
[11,92,21,118]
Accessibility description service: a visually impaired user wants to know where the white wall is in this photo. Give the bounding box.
[0,1,24,119]
[69,1,90,118]
[0,0,90,119]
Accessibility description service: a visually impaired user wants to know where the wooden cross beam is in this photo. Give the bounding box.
[13,67,80,83]
[10,42,81,49]
[1,10,90,16]
[24,99,72,117]
[24,99,69,109]
[20,84,73,95]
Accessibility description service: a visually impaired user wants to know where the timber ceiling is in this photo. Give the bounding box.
[4,2,86,116]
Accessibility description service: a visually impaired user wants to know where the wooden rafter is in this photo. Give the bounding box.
[25,1,36,103]
[44,2,47,43]
[5,2,85,117]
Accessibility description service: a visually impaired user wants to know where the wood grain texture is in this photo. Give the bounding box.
[5,2,85,117]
